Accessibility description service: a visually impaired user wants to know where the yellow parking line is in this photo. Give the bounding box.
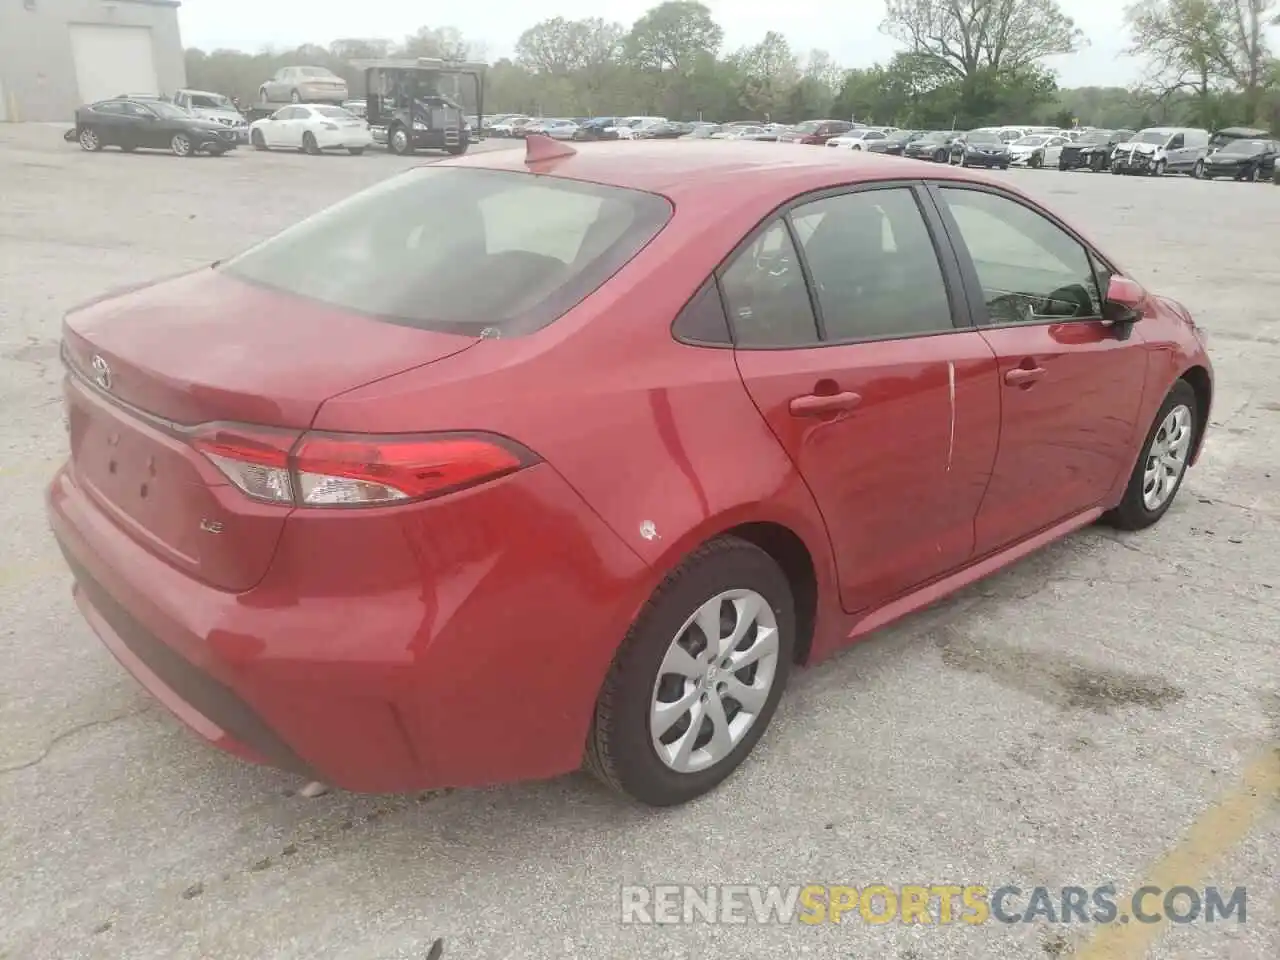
[1075,747,1280,960]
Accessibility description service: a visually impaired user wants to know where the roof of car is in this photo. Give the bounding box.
[441,139,1007,209]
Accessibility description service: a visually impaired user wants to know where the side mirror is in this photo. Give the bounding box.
[1105,275,1144,312]
[1104,275,1145,339]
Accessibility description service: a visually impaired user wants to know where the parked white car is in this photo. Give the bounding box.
[249,104,372,155]
[171,89,250,143]
[710,125,766,140]
[609,116,667,139]
[528,118,580,140]
[491,116,533,136]
[1008,134,1069,168]
[826,129,891,150]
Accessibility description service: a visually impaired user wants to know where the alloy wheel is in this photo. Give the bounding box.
[1142,404,1193,511]
[78,129,100,152]
[649,589,780,774]
[171,134,191,157]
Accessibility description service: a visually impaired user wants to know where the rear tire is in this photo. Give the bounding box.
[585,536,795,807]
[445,141,468,156]
[120,144,137,153]
[1103,380,1198,531]
[347,147,365,155]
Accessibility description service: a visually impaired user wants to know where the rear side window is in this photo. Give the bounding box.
[219,168,672,337]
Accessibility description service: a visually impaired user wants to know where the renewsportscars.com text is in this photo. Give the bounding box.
[619,884,1248,926]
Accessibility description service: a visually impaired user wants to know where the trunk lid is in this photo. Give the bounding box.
[61,267,479,591]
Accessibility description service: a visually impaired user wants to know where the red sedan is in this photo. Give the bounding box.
[48,136,1213,807]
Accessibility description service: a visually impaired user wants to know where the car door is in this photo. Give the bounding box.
[115,101,161,148]
[260,108,286,146]
[86,101,128,146]
[729,184,1001,614]
[1163,132,1188,171]
[1044,136,1067,166]
[928,183,1148,556]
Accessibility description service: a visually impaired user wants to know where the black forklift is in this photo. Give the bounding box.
[351,57,485,156]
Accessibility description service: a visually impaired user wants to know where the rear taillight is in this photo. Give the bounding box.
[190,425,536,507]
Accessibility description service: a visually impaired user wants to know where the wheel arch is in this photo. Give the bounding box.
[1180,364,1212,464]
[627,507,836,669]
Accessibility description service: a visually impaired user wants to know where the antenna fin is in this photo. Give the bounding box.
[524,133,578,164]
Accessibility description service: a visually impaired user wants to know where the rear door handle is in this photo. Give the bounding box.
[1004,366,1046,385]
[789,391,863,417]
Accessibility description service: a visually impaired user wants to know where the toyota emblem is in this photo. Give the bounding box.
[90,354,111,391]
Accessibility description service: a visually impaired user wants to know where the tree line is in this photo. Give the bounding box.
[184,0,1280,132]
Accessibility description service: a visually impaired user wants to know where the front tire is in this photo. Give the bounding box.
[170,133,193,157]
[302,132,321,155]
[1153,159,1167,176]
[1103,380,1198,531]
[1192,160,1204,179]
[251,129,267,151]
[445,141,468,156]
[78,127,103,152]
[585,536,795,807]
[347,146,365,155]
[388,124,413,156]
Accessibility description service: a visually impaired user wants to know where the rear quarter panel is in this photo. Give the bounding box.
[312,191,845,655]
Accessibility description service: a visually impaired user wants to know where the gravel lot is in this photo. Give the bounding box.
[1,124,1277,960]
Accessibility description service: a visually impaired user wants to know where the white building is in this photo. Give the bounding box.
[0,0,187,122]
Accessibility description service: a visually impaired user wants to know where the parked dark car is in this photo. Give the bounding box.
[1208,126,1271,149]
[903,130,963,163]
[1201,138,1278,181]
[74,98,239,156]
[573,118,622,141]
[1058,129,1134,172]
[779,119,855,145]
[647,121,691,139]
[955,129,1010,168]
[867,130,923,156]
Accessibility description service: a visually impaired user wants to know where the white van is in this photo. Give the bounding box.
[1110,126,1209,176]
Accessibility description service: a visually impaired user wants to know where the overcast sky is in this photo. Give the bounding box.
[179,1,1138,88]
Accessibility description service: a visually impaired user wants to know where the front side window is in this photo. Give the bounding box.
[1168,134,1185,149]
[219,168,672,337]
[719,220,818,348]
[791,188,953,341]
[938,187,1101,325]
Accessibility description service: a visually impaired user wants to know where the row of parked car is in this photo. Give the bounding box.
[480,113,1277,182]
[768,120,1280,183]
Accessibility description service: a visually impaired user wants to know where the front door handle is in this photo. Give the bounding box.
[789,391,863,417]
[1004,366,1046,385]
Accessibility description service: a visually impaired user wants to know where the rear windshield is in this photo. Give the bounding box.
[1217,139,1270,155]
[219,167,673,337]
[299,68,337,78]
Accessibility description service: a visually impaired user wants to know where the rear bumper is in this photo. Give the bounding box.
[48,460,648,793]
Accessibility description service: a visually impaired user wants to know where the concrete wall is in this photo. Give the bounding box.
[0,0,186,122]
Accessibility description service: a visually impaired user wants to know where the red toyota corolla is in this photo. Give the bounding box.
[48,137,1212,807]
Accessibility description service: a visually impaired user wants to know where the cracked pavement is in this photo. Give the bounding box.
[1,125,1277,960]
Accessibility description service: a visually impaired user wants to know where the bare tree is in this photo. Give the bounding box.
[1125,0,1275,122]
[881,0,1085,79]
